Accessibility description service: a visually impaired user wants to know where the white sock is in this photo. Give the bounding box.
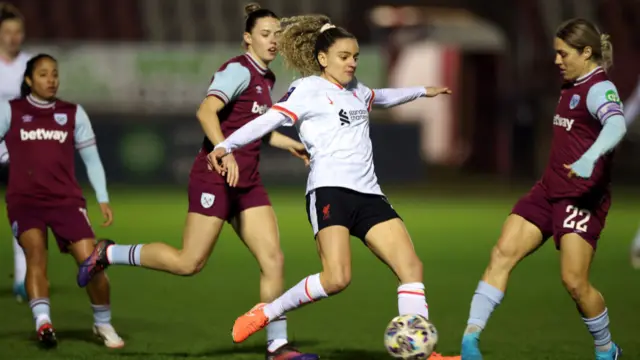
[91,304,112,325]
[106,244,143,265]
[266,316,288,353]
[29,298,52,330]
[13,237,26,285]
[398,283,429,319]
[264,273,328,321]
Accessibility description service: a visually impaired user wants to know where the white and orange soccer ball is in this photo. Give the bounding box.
[384,314,438,359]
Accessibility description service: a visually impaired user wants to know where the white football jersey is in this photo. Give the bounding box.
[0,52,31,163]
[0,52,31,101]
[273,76,382,196]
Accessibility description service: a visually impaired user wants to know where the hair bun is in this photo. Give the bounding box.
[244,2,261,16]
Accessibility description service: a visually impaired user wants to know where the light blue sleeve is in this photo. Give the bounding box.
[79,146,109,203]
[586,81,625,125]
[74,105,109,203]
[206,62,251,104]
[0,101,11,140]
[581,115,626,162]
[74,105,97,149]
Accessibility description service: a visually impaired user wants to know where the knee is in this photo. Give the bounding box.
[561,271,589,300]
[258,247,285,276]
[323,265,352,294]
[175,255,206,276]
[488,242,521,272]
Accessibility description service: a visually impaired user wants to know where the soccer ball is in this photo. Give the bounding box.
[384,314,438,359]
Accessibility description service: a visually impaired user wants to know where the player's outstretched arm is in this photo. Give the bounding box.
[210,110,292,176]
[369,86,451,109]
[216,110,290,154]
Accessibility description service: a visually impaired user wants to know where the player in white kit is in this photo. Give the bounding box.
[0,3,30,302]
[627,77,640,268]
[209,16,459,359]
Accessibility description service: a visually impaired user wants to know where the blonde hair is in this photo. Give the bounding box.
[278,15,332,76]
[556,18,613,71]
[599,33,613,71]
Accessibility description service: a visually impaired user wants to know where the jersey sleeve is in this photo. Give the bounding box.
[271,80,310,125]
[0,101,11,140]
[207,62,251,104]
[370,87,427,109]
[216,110,291,153]
[586,81,625,125]
[74,105,97,149]
[355,81,376,111]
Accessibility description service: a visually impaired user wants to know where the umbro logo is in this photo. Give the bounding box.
[338,109,350,126]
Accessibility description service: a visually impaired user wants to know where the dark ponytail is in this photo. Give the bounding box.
[20,54,56,98]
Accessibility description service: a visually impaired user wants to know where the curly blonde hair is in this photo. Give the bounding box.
[278,15,333,76]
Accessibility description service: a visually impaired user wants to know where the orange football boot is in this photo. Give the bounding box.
[232,303,270,343]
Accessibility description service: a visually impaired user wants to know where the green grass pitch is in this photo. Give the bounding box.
[0,186,638,359]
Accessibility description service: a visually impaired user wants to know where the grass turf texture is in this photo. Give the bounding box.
[0,186,638,360]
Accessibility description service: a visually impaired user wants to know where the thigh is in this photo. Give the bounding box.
[559,233,595,282]
[230,205,281,262]
[47,205,95,253]
[552,195,610,250]
[188,179,231,221]
[7,204,48,243]
[495,214,546,259]
[19,228,48,261]
[510,182,554,241]
[316,225,352,275]
[180,212,226,266]
[363,217,420,281]
[352,194,400,242]
[230,183,272,219]
[306,187,354,238]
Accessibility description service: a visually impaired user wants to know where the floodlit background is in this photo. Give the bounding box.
[1,1,639,359]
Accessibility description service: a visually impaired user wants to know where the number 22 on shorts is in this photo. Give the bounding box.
[563,205,591,232]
